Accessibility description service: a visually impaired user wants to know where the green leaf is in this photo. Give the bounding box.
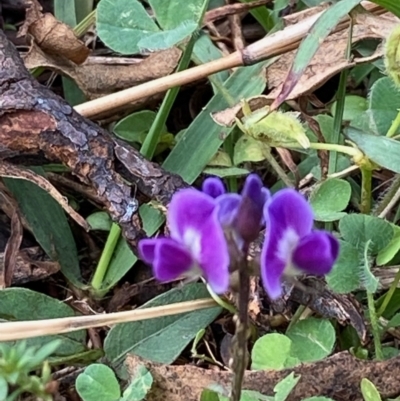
[360,378,382,401]
[286,318,335,362]
[326,240,360,293]
[376,225,400,265]
[275,0,362,104]
[368,77,400,136]
[339,214,394,254]
[346,127,400,174]
[200,389,221,401]
[101,237,137,291]
[122,364,153,401]
[163,62,269,183]
[274,373,301,401]
[302,398,335,401]
[4,167,82,287]
[309,178,351,222]
[233,136,271,165]
[114,111,160,143]
[138,20,198,52]
[148,0,206,29]
[0,288,86,356]
[76,364,121,401]
[331,95,368,122]
[0,376,8,400]
[387,312,400,328]
[251,333,298,370]
[96,0,159,55]
[87,211,112,231]
[104,283,221,366]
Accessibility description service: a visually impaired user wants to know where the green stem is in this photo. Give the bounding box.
[91,223,121,291]
[328,20,352,174]
[140,36,196,159]
[367,290,383,360]
[377,268,400,318]
[360,167,372,215]
[286,305,306,332]
[387,109,400,138]
[205,282,237,314]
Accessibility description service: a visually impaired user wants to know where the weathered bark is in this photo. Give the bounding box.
[0,29,188,251]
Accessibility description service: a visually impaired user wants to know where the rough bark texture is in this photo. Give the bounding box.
[0,29,188,251]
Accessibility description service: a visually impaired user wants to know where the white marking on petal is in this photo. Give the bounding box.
[183,228,202,260]
[275,227,300,275]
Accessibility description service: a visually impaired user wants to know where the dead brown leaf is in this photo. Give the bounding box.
[126,352,400,401]
[266,13,398,100]
[19,0,90,64]
[23,42,181,100]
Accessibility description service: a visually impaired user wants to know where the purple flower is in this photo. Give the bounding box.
[261,189,339,300]
[203,174,270,246]
[139,189,230,294]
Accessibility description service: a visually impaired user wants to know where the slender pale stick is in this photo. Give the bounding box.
[0,299,216,341]
[74,2,381,119]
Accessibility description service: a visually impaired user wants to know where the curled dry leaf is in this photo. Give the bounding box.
[0,247,60,285]
[125,352,400,401]
[19,0,89,65]
[23,42,181,101]
[0,161,89,231]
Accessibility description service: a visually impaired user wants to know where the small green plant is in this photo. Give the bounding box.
[76,363,153,401]
[0,340,60,401]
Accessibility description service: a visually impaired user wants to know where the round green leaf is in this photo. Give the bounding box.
[76,364,121,401]
[326,240,361,294]
[286,318,335,362]
[122,364,153,401]
[233,136,270,165]
[87,211,112,231]
[97,0,159,55]
[331,95,368,122]
[369,77,400,136]
[251,333,297,370]
[309,178,351,222]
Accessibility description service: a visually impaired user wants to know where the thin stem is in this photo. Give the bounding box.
[91,223,121,291]
[286,305,306,332]
[367,290,383,360]
[387,109,400,138]
[377,268,400,318]
[265,150,294,188]
[328,20,353,174]
[205,282,237,314]
[140,36,196,159]
[360,167,372,215]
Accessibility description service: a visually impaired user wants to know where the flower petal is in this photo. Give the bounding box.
[216,193,241,226]
[152,238,194,282]
[235,174,270,243]
[138,239,157,263]
[202,177,226,198]
[198,214,230,294]
[168,189,216,241]
[264,189,313,238]
[261,240,286,300]
[292,231,339,275]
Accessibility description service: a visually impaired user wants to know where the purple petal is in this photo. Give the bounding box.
[216,193,241,226]
[138,239,157,263]
[261,239,286,300]
[264,189,313,237]
[292,231,339,275]
[152,238,194,282]
[202,177,226,198]
[198,214,230,294]
[168,189,216,242]
[235,174,270,243]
